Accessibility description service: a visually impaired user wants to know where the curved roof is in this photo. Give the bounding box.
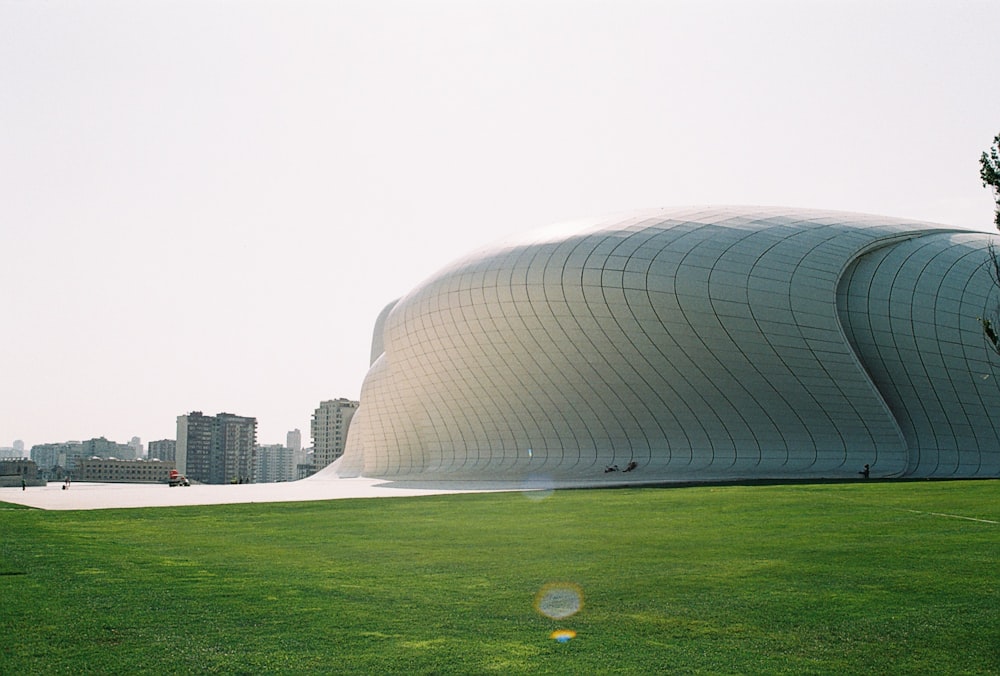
[330,207,1000,482]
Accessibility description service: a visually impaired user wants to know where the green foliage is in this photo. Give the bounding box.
[983,133,1000,230]
[979,316,1000,355]
[981,242,1000,355]
[1,481,998,674]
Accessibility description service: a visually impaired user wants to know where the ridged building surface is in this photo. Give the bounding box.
[327,207,1000,482]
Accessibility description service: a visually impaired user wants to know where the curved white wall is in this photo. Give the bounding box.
[329,207,1000,482]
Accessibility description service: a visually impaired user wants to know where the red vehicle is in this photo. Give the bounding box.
[168,469,190,487]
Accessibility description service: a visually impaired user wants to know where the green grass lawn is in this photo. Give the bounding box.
[1,480,998,674]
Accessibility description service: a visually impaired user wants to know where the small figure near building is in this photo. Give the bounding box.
[859,463,870,479]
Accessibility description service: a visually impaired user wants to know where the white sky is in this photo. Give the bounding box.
[2,0,999,450]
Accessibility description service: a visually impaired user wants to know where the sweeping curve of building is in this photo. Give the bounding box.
[327,207,1000,482]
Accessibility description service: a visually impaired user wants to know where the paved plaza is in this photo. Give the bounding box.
[0,476,523,511]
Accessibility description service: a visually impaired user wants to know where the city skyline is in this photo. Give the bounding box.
[4,413,327,455]
[3,1,1000,449]
[11,417,316,455]
[0,412,320,458]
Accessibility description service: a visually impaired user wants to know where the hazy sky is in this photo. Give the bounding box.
[2,0,999,450]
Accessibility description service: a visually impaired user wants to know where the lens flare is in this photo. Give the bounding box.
[534,582,583,619]
[550,629,576,643]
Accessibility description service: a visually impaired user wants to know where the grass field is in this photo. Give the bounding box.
[1,480,997,674]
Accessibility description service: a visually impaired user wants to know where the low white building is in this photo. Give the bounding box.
[77,457,175,483]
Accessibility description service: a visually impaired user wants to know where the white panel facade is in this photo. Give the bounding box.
[328,207,1000,482]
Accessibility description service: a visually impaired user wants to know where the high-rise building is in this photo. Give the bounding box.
[176,411,257,484]
[176,412,213,481]
[27,438,137,473]
[215,413,256,484]
[286,429,302,453]
[13,440,25,456]
[255,444,296,483]
[128,436,144,459]
[297,449,316,479]
[311,399,359,470]
[30,441,83,471]
[80,437,135,460]
[148,439,177,462]
[293,445,310,473]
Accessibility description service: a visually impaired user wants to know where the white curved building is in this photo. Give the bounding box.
[330,207,1000,482]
